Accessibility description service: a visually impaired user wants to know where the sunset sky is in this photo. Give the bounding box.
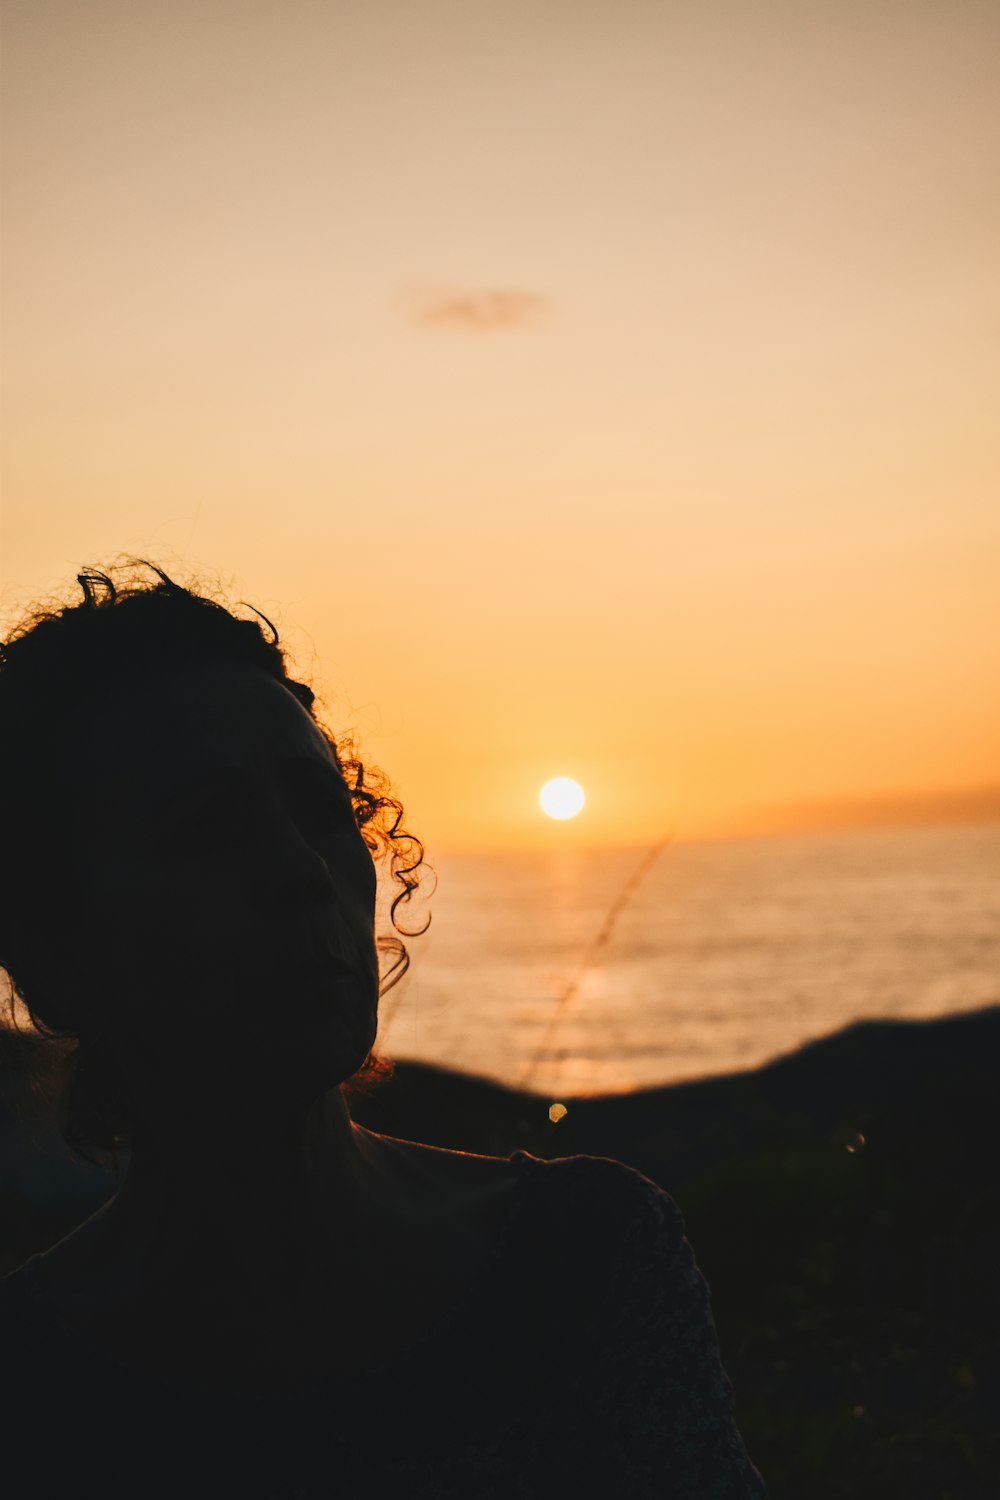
[2,0,998,851]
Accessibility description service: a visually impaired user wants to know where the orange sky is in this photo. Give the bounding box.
[2,0,998,851]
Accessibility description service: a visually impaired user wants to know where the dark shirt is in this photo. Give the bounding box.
[0,1149,767,1498]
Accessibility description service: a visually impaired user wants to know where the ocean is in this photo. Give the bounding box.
[375,821,1000,1098]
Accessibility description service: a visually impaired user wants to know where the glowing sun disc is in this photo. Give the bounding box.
[539,777,585,820]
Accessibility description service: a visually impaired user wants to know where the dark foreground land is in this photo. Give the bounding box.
[2,1007,998,1500]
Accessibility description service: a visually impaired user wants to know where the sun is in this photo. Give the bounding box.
[539,777,585,820]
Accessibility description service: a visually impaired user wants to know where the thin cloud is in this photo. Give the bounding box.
[403,285,548,332]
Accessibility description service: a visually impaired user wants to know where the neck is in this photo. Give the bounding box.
[99,1082,394,1293]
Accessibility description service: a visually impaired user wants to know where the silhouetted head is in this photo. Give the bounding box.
[0,561,427,1160]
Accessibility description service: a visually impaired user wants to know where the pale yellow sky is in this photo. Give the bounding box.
[2,0,998,850]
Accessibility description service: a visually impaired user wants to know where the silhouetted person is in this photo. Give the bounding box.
[0,562,767,1497]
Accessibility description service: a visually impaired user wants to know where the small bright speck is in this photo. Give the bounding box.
[846,1133,866,1154]
[549,1102,568,1123]
[539,778,585,820]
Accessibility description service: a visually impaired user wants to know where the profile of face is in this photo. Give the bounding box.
[63,659,381,1105]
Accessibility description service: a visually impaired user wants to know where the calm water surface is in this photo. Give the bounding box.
[375,822,1000,1097]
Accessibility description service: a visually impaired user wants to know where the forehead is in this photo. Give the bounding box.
[79,659,336,808]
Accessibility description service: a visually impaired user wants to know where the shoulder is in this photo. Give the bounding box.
[514,1149,685,1248]
[356,1130,524,1249]
[355,1126,518,1199]
[504,1150,692,1316]
[513,1146,670,1196]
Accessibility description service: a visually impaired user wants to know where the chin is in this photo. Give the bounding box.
[316,1015,378,1091]
[265,1009,369,1093]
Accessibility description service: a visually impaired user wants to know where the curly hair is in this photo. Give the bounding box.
[0,559,429,1162]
